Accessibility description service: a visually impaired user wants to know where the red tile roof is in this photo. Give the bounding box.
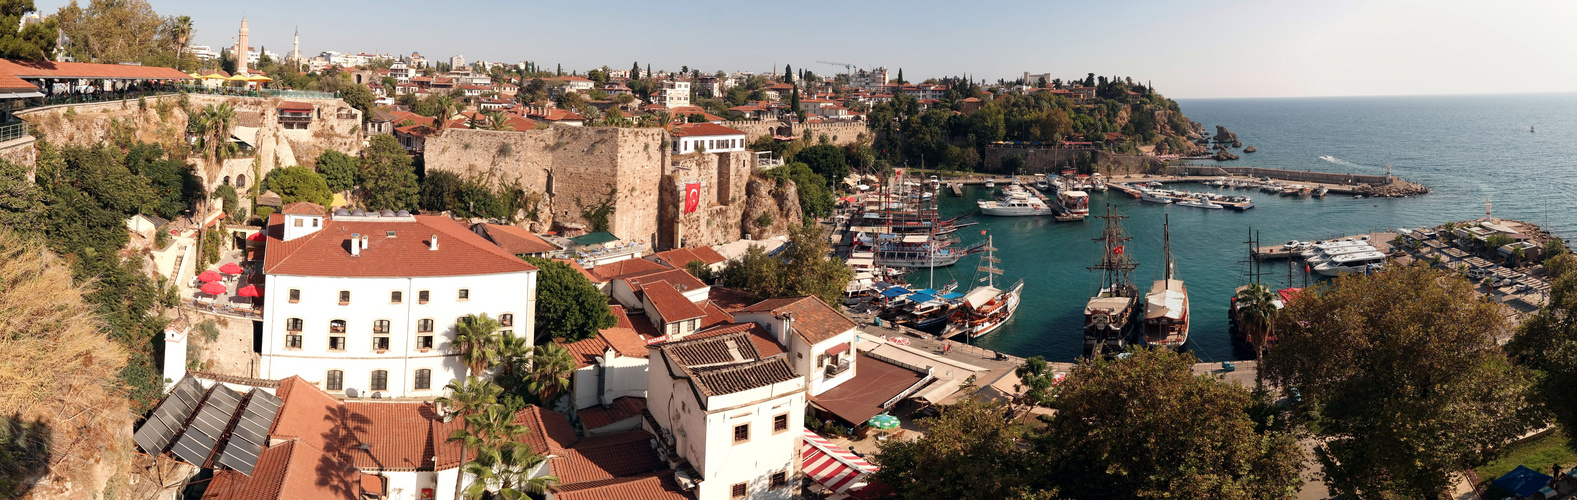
[277,100,314,111]
[577,396,646,430]
[270,377,345,457]
[201,440,358,500]
[690,322,784,357]
[0,73,36,92]
[697,301,734,329]
[553,258,600,283]
[642,281,707,322]
[589,258,668,282]
[707,287,757,312]
[0,58,192,80]
[433,406,579,469]
[557,315,651,369]
[645,247,726,269]
[263,213,537,277]
[339,402,439,470]
[736,296,857,345]
[550,470,692,500]
[622,268,706,294]
[552,429,665,484]
[280,201,326,216]
[474,223,560,255]
[669,122,746,137]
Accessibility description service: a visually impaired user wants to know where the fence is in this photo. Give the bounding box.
[0,121,28,142]
[172,84,340,100]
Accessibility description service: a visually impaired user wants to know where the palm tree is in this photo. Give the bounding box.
[169,16,194,69]
[453,313,502,378]
[437,377,502,500]
[1234,283,1279,369]
[528,343,576,406]
[196,103,238,163]
[485,111,512,131]
[464,442,558,499]
[494,330,532,382]
[655,110,673,130]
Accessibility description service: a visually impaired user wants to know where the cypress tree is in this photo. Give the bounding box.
[897,68,904,85]
[631,61,640,80]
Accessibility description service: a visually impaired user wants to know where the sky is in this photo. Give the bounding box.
[36,0,1577,98]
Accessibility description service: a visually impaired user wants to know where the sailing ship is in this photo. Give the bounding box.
[1142,215,1190,350]
[1084,205,1141,357]
[943,235,1024,340]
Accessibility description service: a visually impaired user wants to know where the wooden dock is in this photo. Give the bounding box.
[949,183,963,197]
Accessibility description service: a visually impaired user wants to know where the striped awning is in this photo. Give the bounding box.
[802,430,877,493]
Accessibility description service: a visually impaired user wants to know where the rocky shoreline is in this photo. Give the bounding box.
[1359,178,1431,198]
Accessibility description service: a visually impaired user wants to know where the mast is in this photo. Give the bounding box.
[1088,204,1138,292]
[1162,214,1173,285]
[977,236,1001,289]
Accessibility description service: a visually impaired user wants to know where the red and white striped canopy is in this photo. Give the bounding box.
[802,429,877,493]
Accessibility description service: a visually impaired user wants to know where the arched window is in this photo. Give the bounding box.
[414,369,431,390]
[222,175,231,185]
[235,174,247,189]
[329,320,347,333]
[325,370,343,391]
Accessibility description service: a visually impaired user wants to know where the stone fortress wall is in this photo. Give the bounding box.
[719,119,868,146]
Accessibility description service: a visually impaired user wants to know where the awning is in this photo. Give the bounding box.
[0,92,43,99]
[880,287,911,298]
[569,232,620,246]
[802,430,877,494]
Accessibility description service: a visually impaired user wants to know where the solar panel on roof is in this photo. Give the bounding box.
[132,377,209,455]
[171,429,217,465]
[217,438,262,476]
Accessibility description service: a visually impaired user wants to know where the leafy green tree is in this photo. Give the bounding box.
[211,184,238,221]
[872,397,1045,500]
[718,222,852,306]
[261,166,333,207]
[763,162,834,219]
[522,257,616,342]
[1509,254,1577,448]
[794,144,848,186]
[359,135,419,211]
[1013,356,1057,406]
[1040,348,1303,499]
[314,150,360,193]
[0,157,43,233]
[419,169,463,212]
[0,0,57,60]
[1265,265,1538,499]
[123,143,201,220]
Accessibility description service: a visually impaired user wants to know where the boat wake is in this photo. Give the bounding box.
[1319,155,1368,169]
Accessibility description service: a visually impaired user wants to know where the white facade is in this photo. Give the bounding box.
[569,346,650,411]
[734,311,858,396]
[850,68,888,90]
[672,131,746,155]
[655,80,692,107]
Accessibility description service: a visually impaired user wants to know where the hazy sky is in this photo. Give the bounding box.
[37,0,1577,98]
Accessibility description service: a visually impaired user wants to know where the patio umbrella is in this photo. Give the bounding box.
[247,75,272,82]
[238,284,261,298]
[197,270,222,282]
[887,336,911,346]
[219,262,244,274]
[200,281,228,295]
[247,232,266,242]
[866,414,900,431]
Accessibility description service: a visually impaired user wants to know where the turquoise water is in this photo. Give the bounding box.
[915,93,1577,362]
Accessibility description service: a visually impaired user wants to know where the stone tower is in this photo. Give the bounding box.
[235,16,250,75]
[291,27,299,65]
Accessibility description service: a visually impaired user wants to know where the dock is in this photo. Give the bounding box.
[949,182,963,197]
[1253,232,1397,260]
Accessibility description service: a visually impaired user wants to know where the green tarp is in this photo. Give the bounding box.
[569,232,620,246]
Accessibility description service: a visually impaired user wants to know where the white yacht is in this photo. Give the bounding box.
[1298,240,1369,259]
[978,195,1054,216]
[1175,198,1223,209]
[1140,190,1175,204]
[1314,251,1387,276]
[1306,245,1379,265]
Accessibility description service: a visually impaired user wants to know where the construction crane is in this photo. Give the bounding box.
[816,60,859,74]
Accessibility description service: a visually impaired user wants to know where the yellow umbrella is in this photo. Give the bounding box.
[225,74,250,81]
[201,72,227,80]
[246,75,272,83]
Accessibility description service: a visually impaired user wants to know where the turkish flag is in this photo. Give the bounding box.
[1113,245,1124,255]
[683,183,701,214]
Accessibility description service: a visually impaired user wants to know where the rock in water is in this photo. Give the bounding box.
[1244,145,1257,153]
[1232,141,1243,148]
[1213,151,1240,161]
[1213,125,1239,144]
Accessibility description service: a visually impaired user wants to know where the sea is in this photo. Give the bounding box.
[909,93,1577,363]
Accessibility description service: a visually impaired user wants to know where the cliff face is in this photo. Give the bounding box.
[741,176,801,239]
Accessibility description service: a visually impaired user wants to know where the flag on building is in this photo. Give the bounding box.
[683,183,701,214]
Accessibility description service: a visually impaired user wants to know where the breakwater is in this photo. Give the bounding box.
[1167,165,1392,185]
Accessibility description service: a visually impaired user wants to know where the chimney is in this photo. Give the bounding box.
[430,234,439,251]
[350,233,361,256]
[360,235,369,250]
[778,312,794,346]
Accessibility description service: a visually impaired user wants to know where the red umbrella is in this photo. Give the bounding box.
[888,336,911,346]
[197,270,222,282]
[238,284,261,298]
[246,231,266,242]
[219,262,244,275]
[200,281,228,295]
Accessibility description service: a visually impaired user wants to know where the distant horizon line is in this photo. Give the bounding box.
[1173,90,1577,100]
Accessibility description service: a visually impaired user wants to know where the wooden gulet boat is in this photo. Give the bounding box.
[943,236,1025,340]
[1143,215,1190,350]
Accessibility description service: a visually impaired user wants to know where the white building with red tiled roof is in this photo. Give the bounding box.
[259,203,538,399]
[670,123,746,155]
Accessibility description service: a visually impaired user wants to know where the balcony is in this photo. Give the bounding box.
[825,359,851,377]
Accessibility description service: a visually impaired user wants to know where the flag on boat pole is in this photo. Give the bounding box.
[1113,245,1124,255]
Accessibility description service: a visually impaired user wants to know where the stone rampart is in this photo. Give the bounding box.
[658,151,796,248]
[719,119,869,146]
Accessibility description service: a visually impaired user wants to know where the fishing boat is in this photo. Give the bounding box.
[1143,215,1189,350]
[943,236,1024,340]
[1059,190,1090,217]
[1084,205,1141,357]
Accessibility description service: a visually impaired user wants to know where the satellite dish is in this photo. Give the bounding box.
[345,387,360,398]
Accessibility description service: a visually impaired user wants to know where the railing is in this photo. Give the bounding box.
[0,122,28,143]
[825,359,852,377]
[172,84,340,100]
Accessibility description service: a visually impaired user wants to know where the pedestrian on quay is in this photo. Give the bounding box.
[942,343,951,355]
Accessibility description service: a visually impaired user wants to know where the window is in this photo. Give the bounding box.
[414,369,431,390]
[773,413,789,433]
[329,336,346,351]
[733,423,749,444]
[373,336,390,351]
[373,320,390,334]
[330,320,347,333]
[288,289,301,303]
[418,290,430,304]
[418,319,434,333]
[457,288,470,301]
[338,290,351,305]
[286,318,303,332]
[668,323,678,335]
[417,335,434,350]
[370,370,388,391]
[293,218,303,228]
[325,370,343,391]
[731,482,747,499]
[390,290,403,304]
[499,313,513,327]
[770,471,788,488]
[286,333,302,349]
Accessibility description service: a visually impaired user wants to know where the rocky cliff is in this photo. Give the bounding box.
[741,176,802,239]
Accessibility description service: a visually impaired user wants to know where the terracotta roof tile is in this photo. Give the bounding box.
[577,397,646,430]
[473,223,560,255]
[707,287,757,312]
[553,258,600,283]
[626,309,663,340]
[0,73,35,92]
[269,377,344,457]
[558,335,612,369]
[201,440,358,500]
[433,406,579,470]
[589,258,668,282]
[0,58,192,81]
[339,402,439,470]
[691,322,784,357]
[697,301,734,329]
[264,213,537,277]
[550,470,691,500]
[737,296,857,345]
[669,122,746,137]
[280,201,326,216]
[690,357,799,396]
[661,330,762,367]
[642,281,707,322]
[622,268,706,294]
[277,100,314,111]
[646,246,725,268]
[552,429,664,484]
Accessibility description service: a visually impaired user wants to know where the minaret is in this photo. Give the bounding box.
[291,27,299,66]
[235,16,250,75]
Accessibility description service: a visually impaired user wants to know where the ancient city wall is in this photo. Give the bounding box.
[423,127,670,246]
[658,151,797,248]
[719,119,869,146]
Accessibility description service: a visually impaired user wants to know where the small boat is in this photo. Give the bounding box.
[1314,186,1328,198]
[978,195,1055,216]
[1058,190,1090,217]
[1175,198,1223,209]
[1313,251,1387,276]
[1143,216,1189,350]
[943,236,1023,340]
[1140,190,1174,204]
[985,178,996,189]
